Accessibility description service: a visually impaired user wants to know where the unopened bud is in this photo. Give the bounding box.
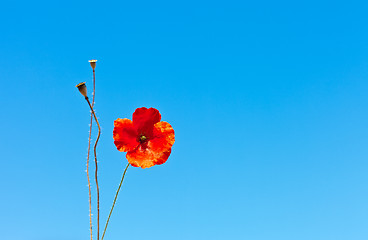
[76,82,88,97]
[88,59,97,70]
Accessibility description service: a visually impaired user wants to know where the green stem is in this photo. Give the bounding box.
[101,163,130,240]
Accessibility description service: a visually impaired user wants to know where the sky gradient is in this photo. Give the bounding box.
[1,0,368,239]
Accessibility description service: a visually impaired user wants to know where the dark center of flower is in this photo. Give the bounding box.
[139,135,147,143]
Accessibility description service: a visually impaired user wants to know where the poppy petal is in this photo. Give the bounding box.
[132,107,161,136]
[148,121,175,153]
[127,146,172,169]
[113,118,139,152]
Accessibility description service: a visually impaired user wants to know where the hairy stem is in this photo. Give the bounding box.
[101,163,130,240]
[87,117,93,240]
[86,97,101,240]
[86,69,96,240]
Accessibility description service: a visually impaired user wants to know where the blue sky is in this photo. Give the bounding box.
[1,0,368,239]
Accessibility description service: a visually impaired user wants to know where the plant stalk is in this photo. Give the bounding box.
[101,163,130,240]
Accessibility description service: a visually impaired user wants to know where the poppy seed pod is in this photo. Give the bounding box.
[76,82,88,97]
[89,59,97,70]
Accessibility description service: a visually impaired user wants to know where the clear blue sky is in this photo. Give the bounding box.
[1,0,368,239]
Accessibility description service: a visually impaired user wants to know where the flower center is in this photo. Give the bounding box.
[139,135,147,143]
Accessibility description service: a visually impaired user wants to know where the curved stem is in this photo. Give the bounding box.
[101,163,130,240]
[86,97,101,240]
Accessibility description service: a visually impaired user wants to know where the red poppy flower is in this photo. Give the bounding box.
[113,107,175,169]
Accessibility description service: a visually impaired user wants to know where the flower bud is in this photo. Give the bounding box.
[76,82,88,97]
[88,59,97,70]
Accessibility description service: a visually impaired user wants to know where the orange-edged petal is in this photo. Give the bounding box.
[148,121,175,153]
[113,118,139,152]
[132,107,161,137]
[127,146,172,169]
